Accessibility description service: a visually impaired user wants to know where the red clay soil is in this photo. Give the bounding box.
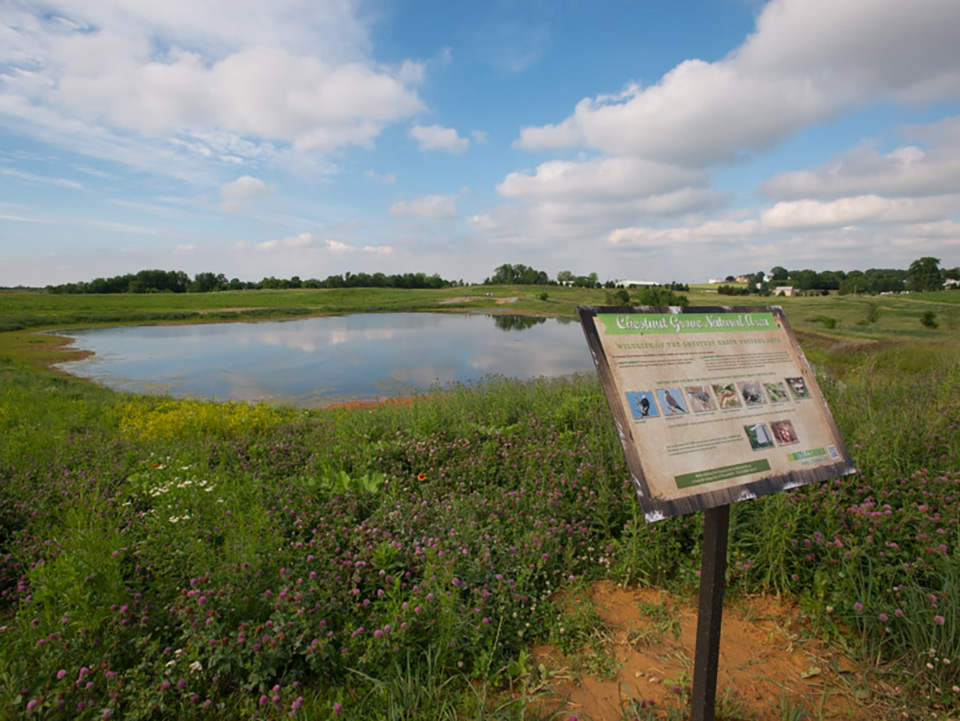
[527,581,887,721]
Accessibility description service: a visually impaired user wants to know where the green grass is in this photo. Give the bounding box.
[1,291,960,719]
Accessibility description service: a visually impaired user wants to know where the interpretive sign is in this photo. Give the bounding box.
[579,305,855,521]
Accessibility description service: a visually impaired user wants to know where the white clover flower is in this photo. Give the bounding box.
[189,661,202,674]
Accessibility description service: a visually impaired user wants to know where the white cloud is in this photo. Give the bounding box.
[761,119,960,199]
[0,167,85,190]
[410,125,469,154]
[467,154,724,253]
[608,219,760,248]
[219,175,273,211]
[0,0,424,174]
[363,245,393,254]
[0,211,53,223]
[515,0,960,165]
[249,233,392,255]
[497,157,707,201]
[364,169,396,184]
[761,194,960,229]
[389,194,458,219]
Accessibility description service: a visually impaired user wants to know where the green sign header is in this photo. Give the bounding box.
[599,312,777,336]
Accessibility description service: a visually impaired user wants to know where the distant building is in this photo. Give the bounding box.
[773,286,795,297]
[615,280,659,288]
[945,278,959,289]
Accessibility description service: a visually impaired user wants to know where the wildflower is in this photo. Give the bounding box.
[333,702,343,713]
[853,602,863,612]
[57,669,67,680]
[935,615,946,626]
[417,472,427,481]
[189,661,203,674]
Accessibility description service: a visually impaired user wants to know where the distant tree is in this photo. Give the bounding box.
[839,270,870,295]
[907,257,943,292]
[717,285,749,296]
[746,271,769,294]
[189,272,225,293]
[605,288,631,305]
[770,266,789,282]
[635,286,689,306]
[556,270,574,285]
[484,263,549,285]
[790,269,818,291]
[865,268,906,293]
[816,270,842,291]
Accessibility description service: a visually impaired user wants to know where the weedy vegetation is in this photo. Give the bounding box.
[0,288,958,719]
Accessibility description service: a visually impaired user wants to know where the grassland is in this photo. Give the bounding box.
[0,288,959,719]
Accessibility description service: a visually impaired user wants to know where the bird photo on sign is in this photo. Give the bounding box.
[685,384,717,413]
[626,391,659,419]
[657,388,688,415]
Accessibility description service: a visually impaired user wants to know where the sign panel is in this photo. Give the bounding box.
[579,305,855,521]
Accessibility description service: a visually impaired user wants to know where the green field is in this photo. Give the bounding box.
[1,288,959,719]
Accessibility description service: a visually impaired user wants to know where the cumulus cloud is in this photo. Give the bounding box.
[466,153,724,252]
[515,0,960,165]
[409,125,469,154]
[388,194,458,219]
[251,232,392,255]
[761,194,960,229]
[760,119,960,199]
[497,157,707,201]
[219,175,273,211]
[0,0,424,173]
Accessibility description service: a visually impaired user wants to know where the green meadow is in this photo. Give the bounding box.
[0,287,959,719]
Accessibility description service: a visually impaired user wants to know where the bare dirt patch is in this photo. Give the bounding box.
[196,307,260,313]
[528,581,881,721]
[438,296,519,305]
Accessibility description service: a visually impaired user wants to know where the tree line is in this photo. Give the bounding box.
[720,257,958,296]
[45,270,459,294]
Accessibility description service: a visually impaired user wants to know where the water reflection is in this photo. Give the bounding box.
[56,313,591,406]
[492,315,547,331]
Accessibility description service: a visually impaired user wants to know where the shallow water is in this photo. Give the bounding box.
[55,312,592,405]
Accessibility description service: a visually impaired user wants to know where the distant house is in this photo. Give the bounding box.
[773,286,795,297]
[945,278,959,289]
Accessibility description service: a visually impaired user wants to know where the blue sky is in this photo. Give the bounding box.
[1,0,959,287]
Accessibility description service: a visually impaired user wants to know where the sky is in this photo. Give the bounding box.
[1,0,960,287]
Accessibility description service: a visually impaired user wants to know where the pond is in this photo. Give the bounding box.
[55,312,593,406]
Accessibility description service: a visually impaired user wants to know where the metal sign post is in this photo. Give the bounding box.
[690,504,730,721]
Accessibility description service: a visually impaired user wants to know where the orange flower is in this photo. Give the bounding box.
[417,472,427,481]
